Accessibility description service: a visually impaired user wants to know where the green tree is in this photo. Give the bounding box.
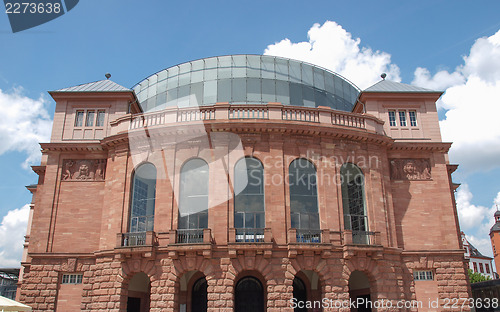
[468,269,491,284]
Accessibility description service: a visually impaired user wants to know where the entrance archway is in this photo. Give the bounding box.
[348,271,372,312]
[191,277,207,312]
[235,276,264,312]
[127,272,150,312]
[293,277,307,312]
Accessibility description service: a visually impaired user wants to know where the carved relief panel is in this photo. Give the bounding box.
[390,158,431,181]
[61,159,106,181]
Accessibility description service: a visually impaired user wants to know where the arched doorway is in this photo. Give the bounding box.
[127,272,150,312]
[293,277,307,312]
[235,276,264,312]
[191,277,207,312]
[348,271,372,312]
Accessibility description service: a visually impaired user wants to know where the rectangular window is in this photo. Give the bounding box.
[75,111,84,127]
[96,110,105,127]
[409,111,417,127]
[479,263,484,273]
[473,262,478,273]
[61,274,83,284]
[388,111,396,127]
[486,263,490,274]
[85,111,95,127]
[399,111,407,127]
[413,270,433,281]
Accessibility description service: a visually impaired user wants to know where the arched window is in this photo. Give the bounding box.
[129,163,156,233]
[234,157,265,242]
[341,163,369,244]
[235,277,264,312]
[289,159,320,242]
[179,159,209,230]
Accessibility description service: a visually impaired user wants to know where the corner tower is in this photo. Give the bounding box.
[490,209,500,274]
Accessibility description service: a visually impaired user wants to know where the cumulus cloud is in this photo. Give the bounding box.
[412,29,500,174]
[0,204,29,267]
[457,184,499,258]
[0,88,52,169]
[264,21,401,89]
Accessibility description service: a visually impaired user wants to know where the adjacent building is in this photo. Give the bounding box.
[462,233,495,279]
[18,55,471,311]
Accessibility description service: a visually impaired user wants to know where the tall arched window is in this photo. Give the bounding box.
[234,157,265,242]
[129,163,156,233]
[341,163,369,244]
[289,158,320,242]
[179,159,209,233]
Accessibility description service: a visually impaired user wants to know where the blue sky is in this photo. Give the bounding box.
[0,0,499,266]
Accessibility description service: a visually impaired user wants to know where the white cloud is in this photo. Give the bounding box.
[412,29,500,174]
[0,87,52,169]
[457,184,499,258]
[412,67,465,92]
[0,204,29,267]
[264,21,401,89]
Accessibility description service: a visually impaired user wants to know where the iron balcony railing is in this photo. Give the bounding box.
[235,228,265,242]
[351,231,377,245]
[177,229,204,244]
[296,229,321,243]
[122,232,147,246]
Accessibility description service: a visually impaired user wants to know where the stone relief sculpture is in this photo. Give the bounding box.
[61,159,106,181]
[390,158,431,181]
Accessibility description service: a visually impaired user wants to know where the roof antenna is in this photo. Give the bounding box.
[381,73,387,80]
[105,73,111,80]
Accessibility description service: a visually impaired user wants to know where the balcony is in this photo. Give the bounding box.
[109,103,385,137]
[118,231,157,247]
[172,229,212,244]
[234,228,266,243]
[343,230,381,246]
[296,229,322,243]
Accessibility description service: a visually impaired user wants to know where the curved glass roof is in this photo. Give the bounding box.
[133,55,360,112]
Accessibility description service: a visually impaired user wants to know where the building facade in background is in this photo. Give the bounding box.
[18,55,471,311]
[461,233,495,279]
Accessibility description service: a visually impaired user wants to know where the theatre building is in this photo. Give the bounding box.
[18,55,470,311]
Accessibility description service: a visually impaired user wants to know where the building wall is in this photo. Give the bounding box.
[19,84,471,311]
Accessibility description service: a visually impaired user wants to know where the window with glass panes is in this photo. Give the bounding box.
[289,159,319,230]
[388,111,397,126]
[234,157,265,230]
[130,163,156,232]
[61,274,83,284]
[399,111,407,127]
[179,159,209,230]
[409,111,417,126]
[413,271,433,281]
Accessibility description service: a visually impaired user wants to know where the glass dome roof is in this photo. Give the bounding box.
[133,55,360,112]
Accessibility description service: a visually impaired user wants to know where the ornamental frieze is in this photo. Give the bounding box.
[61,159,106,181]
[389,158,431,181]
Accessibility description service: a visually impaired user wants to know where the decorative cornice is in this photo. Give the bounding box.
[40,142,105,153]
[388,142,452,152]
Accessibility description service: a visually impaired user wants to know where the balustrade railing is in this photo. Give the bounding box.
[123,103,382,132]
[281,107,319,122]
[235,228,265,242]
[229,107,268,119]
[351,231,377,245]
[122,232,147,246]
[296,229,321,243]
[176,229,204,244]
[331,112,365,128]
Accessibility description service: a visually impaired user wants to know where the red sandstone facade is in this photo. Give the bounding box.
[18,64,471,311]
